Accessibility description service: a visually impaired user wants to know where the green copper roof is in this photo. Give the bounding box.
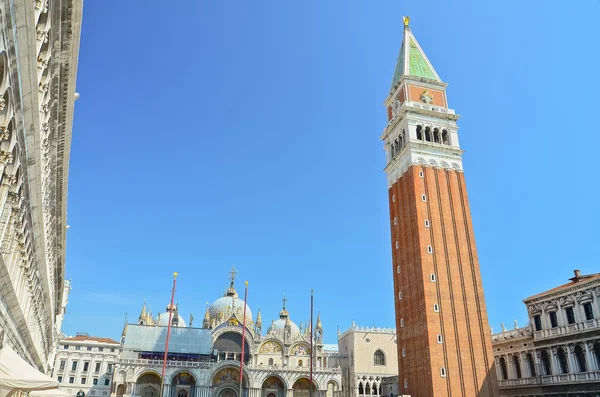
[408,38,436,80]
[390,29,439,90]
[390,41,405,89]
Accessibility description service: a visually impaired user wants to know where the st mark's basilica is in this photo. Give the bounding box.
[113,268,345,397]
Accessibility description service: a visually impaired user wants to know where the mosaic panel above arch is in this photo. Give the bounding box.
[213,368,240,385]
[260,341,283,354]
[290,343,310,356]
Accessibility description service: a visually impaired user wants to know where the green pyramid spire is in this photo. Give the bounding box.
[390,21,440,90]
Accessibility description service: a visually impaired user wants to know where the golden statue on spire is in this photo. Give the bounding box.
[403,16,410,27]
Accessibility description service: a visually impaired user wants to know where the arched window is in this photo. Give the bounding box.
[499,357,508,380]
[268,358,274,366]
[398,135,403,150]
[374,350,385,365]
[557,347,569,374]
[394,139,399,156]
[416,125,423,140]
[541,350,552,375]
[575,344,587,372]
[424,127,432,142]
[365,384,371,395]
[389,144,394,160]
[526,353,536,377]
[513,355,522,378]
[402,130,406,146]
[358,383,364,395]
[442,129,449,145]
[433,128,440,143]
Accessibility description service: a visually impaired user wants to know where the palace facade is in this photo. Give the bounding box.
[492,270,600,396]
[0,0,82,372]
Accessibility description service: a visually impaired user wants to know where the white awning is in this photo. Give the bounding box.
[30,389,71,397]
[0,344,58,397]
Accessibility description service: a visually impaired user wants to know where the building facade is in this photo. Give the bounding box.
[113,272,342,397]
[337,326,399,397]
[52,334,120,397]
[381,17,498,397]
[492,270,600,396]
[0,0,82,372]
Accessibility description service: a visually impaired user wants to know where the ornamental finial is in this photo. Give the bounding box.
[403,16,410,28]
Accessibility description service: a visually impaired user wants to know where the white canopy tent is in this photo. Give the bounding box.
[29,389,71,397]
[0,343,58,397]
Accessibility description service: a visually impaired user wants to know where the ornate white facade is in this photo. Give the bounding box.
[52,334,121,397]
[336,326,399,397]
[492,270,600,396]
[113,272,342,397]
[0,0,82,372]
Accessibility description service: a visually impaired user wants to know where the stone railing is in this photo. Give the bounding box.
[117,358,341,373]
[385,101,456,132]
[533,318,600,340]
[498,371,600,387]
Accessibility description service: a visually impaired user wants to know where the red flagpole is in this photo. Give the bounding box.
[310,289,314,397]
[161,272,178,397]
[239,281,249,397]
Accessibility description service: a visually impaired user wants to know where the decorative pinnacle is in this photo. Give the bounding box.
[403,16,410,28]
[282,294,288,309]
[173,272,178,279]
[229,265,238,285]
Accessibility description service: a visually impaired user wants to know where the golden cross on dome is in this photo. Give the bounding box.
[282,294,287,309]
[229,265,238,284]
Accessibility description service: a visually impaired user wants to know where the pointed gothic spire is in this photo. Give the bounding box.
[203,302,211,329]
[316,311,323,331]
[256,308,262,328]
[138,300,147,324]
[390,16,441,91]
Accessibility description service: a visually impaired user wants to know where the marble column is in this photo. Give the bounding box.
[585,341,596,371]
[549,348,558,375]
[567,344,577,373]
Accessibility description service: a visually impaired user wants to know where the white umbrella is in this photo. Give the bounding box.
[0,344,58,397]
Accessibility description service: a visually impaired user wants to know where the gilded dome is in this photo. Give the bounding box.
[208,282,253,325]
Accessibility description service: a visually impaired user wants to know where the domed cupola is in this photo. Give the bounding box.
[266,295,300,342]
[156,303,187,327]
[207,267,253,328]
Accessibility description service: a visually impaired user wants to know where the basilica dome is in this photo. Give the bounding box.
[156,304,187,327]
[266,304,300,339]
[208,282,252,325]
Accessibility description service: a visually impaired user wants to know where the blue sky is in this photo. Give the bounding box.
[62,1,600,343]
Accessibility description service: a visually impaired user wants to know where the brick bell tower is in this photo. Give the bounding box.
[382,17,499,397]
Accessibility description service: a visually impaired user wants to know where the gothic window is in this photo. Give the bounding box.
[584,302,594,320]
[533,315,542,331]
[541,350,552,375]
[526,353,536,377]
[548,311,558,328]
[374,350,385,365]
[442,129,449,145]
[389,144,394,160]
[398,135,403,150]
[499,357,508,380]
[513,355,522,378]
[416,125,423,140]
[424,127,432,142]
[575,344,587,372]
[378,384,382,395]
[565,307,576,324]
[433,128,440,143]
[365,384,371,395]
[394,139,399,156]
[557,347,569,374]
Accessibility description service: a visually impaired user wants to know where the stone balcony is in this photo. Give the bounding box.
[533,318,600,341]
[499,371,600,388]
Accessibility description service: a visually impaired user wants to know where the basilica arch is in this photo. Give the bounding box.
[135,372,162,397]
[291,378,317,397]
[261,375,287,397]
[170,371,198,397]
